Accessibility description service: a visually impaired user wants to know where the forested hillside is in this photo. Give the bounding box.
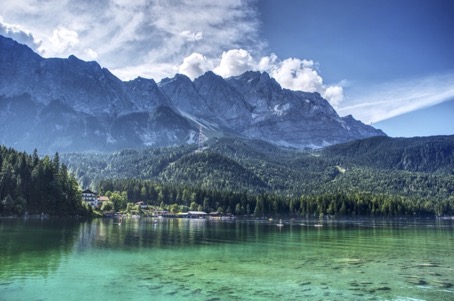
[61,135,454,216]
[0,146,87,216]
[322,135,454,173]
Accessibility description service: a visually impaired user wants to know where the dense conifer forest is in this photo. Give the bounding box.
[2,135,452,217]
[62,135,454,217]
[0,146,88,216]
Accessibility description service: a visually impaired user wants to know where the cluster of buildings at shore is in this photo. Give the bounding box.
[81,189,233,219]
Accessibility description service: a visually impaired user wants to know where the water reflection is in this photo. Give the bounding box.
[1,217,453,301]
[0,218,81,279]
[77,218,241,250]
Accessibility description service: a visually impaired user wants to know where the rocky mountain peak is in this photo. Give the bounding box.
[128,76,157,87]
[0,34,386,153]
[159,73,192,87]
[0,35,41,61]
[229,71,280,90]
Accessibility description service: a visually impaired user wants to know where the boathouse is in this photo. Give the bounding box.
[177,211,207,219]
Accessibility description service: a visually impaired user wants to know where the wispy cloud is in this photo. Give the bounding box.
[1,0,345,109]
[1,0,262,74]
[337,73,454,124]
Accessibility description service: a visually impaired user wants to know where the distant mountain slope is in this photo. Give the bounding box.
[322,135,454,173]
[0,35,385,153]
[62,135,454,202]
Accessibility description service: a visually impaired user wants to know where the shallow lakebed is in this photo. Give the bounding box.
[1,217,453,300]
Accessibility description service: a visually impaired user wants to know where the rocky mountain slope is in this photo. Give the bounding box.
[0,35,385,153]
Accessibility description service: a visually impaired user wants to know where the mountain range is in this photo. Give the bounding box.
[0,35,385,153]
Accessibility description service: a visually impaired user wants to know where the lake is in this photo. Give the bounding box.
[0,217,453,301]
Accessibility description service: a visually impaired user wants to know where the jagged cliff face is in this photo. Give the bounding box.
[0,35,385,153]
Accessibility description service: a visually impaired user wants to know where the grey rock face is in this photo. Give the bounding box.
[193,71,253,130]
[0,35,385,153]
[226,71,384,148]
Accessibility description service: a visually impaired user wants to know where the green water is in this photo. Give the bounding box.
[0,217,453,301]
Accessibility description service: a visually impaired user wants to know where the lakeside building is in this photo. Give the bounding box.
[81,189,109,208]
[177,211,208,219]
[82,189,98,207]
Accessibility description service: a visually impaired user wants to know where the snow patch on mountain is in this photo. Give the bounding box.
[273,103,290,116]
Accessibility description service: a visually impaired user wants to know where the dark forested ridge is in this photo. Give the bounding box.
[0,146,88,216]
[61,135,454,217]
[322,135,454,173]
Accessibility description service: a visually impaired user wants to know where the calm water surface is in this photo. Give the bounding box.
[0,217,453,301]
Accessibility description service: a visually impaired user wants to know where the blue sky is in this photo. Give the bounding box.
[258,0,454,136]
[374,99,454,137]
[259,0,454,82]
[1,0,453,137]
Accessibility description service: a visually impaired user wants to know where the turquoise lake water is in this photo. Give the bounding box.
[0,217,453,300]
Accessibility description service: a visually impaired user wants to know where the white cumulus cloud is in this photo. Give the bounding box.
[178,49,345,107]
[322,85,344,108]
[178,52,211,80]
[84,48,98,60]
[43,26,79,56]
[214,49,255,78]
[256,55,344,107]
[268,58,323,92]
[0,17,41,51]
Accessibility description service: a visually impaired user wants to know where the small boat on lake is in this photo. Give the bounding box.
[277,219,284,227]
[115,215,123,225]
